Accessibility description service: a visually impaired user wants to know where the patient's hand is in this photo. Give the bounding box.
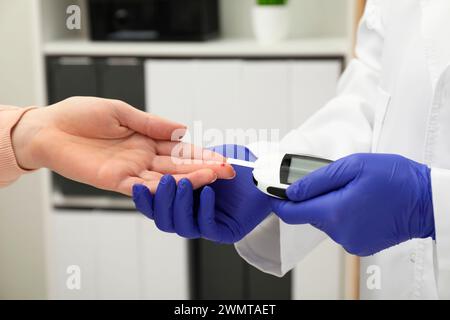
[12,97,235,195]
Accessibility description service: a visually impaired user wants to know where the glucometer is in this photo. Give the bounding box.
[227,153,332,199]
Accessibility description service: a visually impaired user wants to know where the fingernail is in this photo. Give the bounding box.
[210,174,218,184]
[227,168,237,179]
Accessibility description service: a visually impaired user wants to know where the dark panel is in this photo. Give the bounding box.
[48,57,97,103]
[192,239,245,300]
[52,173,121,197]
[97,58,146,110]
[247,266,292,300]
[88,0,219,41]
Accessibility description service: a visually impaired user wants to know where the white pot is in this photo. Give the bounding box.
[252,5,290,45]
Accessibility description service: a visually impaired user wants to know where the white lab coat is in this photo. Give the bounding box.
[236,0,450,299]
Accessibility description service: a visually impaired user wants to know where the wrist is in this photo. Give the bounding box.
[11,107,49,170]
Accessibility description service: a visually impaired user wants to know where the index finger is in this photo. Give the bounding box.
[156,141,226,163]
[151,155,235,180]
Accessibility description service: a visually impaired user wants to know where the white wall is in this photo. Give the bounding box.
[220,0,352,39]
[0,0,48,299]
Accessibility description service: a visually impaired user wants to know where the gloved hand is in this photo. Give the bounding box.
[271,153,435,256]
[133,145,273,243]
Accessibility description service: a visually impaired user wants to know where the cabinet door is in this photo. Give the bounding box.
[139,215,189,300]
[48,211,97,299]
[193,60,290,144]
[47,57,145,199]
[47,57,102,197]
[146,59,290,145]
[47,57,97,103]
[248,265,291,300]
[93,212,141,299]
[289,60,341,128]
[191,240,246,300]
[145,60,196,126]
[238,61,290,137]
[48,210,189,300]
[190,60,241,132]
[50,211,141,300]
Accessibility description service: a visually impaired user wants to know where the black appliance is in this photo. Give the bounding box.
[88,0,220,41]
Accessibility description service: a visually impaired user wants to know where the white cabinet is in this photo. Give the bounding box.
[48,211,97,299]
[139,216,189,300]
[290,60,341,128]
[47,211,188,299]
[237,61,290,134]
[94,213,141,299]
[146,59,341,142]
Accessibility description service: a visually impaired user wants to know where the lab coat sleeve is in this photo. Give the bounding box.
[0,105,36,187]
[235,0,386,277]
[430,168,450,299]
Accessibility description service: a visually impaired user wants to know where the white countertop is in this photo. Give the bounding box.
[43,37,350,58]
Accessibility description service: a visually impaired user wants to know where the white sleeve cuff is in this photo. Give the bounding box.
[235,214,284,277]
[430,167,450,298]
[235,214,327,277]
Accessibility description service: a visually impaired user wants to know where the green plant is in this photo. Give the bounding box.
[257,0,288,5]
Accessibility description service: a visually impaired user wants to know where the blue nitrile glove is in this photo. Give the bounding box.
[271,153,435,256]
[132,145,273,244]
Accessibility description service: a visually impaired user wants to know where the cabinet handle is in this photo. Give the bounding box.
[105,57,140,66]
[58,57,93,65]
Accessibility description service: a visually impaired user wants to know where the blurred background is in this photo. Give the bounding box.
[0,0,365,299]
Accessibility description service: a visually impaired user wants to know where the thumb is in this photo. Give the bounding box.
[132,184,154,219]
[115,101,187,141]
[198,186,220,241]
[286,155,361,202]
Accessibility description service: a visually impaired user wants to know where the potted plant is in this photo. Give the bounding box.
[252,0,290,45]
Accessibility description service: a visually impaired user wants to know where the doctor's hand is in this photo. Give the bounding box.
[11,97,235,195]
[133,145,273,243]
[271,153,435,256]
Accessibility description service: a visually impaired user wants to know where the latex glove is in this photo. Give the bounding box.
[271,153,435,256]
[11,97,234,195]
[133,145,273,243]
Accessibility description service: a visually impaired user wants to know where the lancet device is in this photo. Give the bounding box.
[227,153,332,199]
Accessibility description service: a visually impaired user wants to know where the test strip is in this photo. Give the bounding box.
[226,158,256,169]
